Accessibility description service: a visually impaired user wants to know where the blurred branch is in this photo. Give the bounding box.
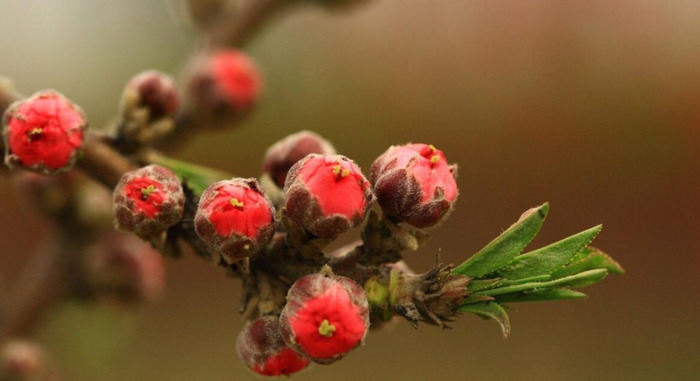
[0,239,72,340]
[206,0,290,49]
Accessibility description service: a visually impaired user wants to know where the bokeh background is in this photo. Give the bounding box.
[1,0,700,380]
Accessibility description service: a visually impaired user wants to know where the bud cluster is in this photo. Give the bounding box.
[236,268,370,376]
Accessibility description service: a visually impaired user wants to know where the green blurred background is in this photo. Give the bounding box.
[1,0,699,380]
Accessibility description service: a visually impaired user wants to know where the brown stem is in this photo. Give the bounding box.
[207,0,289,49]
[77,134,135,189]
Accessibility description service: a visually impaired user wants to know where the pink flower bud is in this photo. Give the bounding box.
[284,154,373,238]
[113,165,185,238]
[237,316,310,377]
[370,143,458,228]
[122,70,179,121]
[185,49,262,126]
[279,269,370,364]
[1,341,56,381]
[263,130,336,188]
[3,90,87,174]
[85,232,166,305]
[195,178,275,262]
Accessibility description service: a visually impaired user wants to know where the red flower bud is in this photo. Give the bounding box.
[263,130,336,188]
[113,165,185,238]
[237,316,310,377]
[122,70,179,121]
[85,232,166,305]
[185,49,262,126]
[284,154,373,238]
[195,178,275,263]
[279,268,370,364]
[370,143,458,228]
[3,90,87,174]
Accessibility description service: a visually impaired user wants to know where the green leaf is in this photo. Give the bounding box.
[452,203,549,277]
[466,278,501,292]
[550,246,625,279]
[146,153,232,195]
[468,275,551,293]
[497,225,602,280]
[457,302,511,338]
[496,288,588,303]
[474,269,609,297]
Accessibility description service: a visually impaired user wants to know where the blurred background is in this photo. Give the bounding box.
[1,0,699,380]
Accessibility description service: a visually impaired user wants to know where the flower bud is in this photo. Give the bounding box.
[122,70,179,122]
[113,165,185,239]
[279,268,370,364]
[237,316,310,377]
[185,49,262,127]
[370,143,458,228]
[0,340,56,381]
[84,232,166,305]
[3,90,87,174]
[195,178,275,263]
[284,154,373,238]
[263,130,336,188]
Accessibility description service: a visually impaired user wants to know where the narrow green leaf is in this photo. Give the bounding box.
[468,275,551,293]
[147,154,232,195]
[550,246,625,279]
[474,269,609,297]
[457,302,511,338]
[497,225,602,280]
[496,288,588,303]
[467,278,501,292]
[452,203,549,277]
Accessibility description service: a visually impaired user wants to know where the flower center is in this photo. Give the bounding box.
[27,127,43,142]
[141,185,157,200]
[420,144,441,167]
[318,319,336,338]
[331,164,350,178]
[230,197,245,209]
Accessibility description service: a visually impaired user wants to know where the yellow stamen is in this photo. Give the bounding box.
[318,319,336,338]
[428,144,437,152]
[27,128,43,142]
[430,155,440,164]
[230,198,244,209]
[141,185,157,200]
[332,164,349,178]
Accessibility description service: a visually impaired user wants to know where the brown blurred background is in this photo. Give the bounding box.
[1,0,700,380]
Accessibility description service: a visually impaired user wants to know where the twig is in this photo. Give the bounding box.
[207,0,289,49]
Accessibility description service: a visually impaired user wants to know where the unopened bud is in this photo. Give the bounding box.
[113,165,185,239]
[84,232,166,305]
[370,143,458,228]
[184,50,262,128]
[195,178,276,263]
[0,340,56,381]
[3,90,87,174]
[262,130,336,188]
[279,267,369,364]
[237,316,310,377]
[284,154,373,238]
